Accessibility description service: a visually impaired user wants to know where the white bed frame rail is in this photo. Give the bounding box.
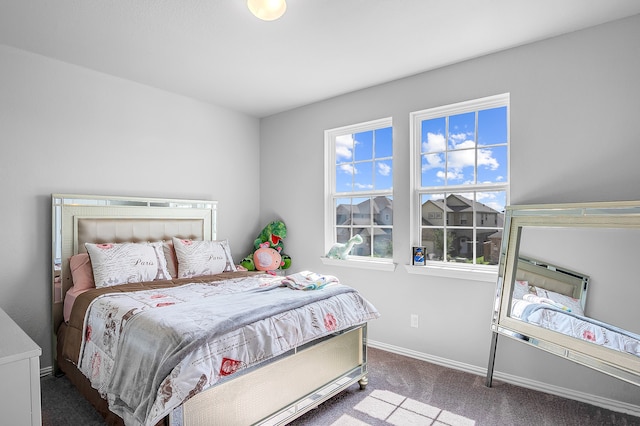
[172,325,368,426]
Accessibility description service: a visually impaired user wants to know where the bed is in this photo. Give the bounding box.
[508,257,640,357]
[52,194,379,426]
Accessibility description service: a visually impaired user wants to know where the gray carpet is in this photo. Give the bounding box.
[41,348,640,425]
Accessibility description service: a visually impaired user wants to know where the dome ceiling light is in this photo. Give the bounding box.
[247,0,287,21]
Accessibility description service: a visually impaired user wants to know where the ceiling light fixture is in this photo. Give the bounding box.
[247,0,287,21]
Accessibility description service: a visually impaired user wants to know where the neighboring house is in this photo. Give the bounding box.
[336,196,393,257]
[421,194,504,263]
[337,194,502,261]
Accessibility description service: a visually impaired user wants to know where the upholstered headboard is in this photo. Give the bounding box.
[52,194,217,334]
[515,257,589,309]
[75,217,205,253]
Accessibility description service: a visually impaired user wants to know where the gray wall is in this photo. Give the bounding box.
[0,45,262,369]
[259,15,640,407]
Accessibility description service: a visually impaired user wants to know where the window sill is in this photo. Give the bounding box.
[404,263,498,283]
[320,257,397,272]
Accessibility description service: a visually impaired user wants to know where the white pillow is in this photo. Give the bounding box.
[85,242,170,288]
[512,280,535,300]
[535,287,585,316]
[172,238,236,278]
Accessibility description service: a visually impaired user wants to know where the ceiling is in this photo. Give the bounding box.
[1,1,639,118]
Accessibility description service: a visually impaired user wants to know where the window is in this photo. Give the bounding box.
[410,94,509,267]
[324,117,393,262]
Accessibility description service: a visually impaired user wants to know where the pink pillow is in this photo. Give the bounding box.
[69,253,95,290]
[162,240,178,278]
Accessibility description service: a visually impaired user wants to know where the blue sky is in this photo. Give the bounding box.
[333,107,507,213]
[421,106,507,212]
[335,126,393,192]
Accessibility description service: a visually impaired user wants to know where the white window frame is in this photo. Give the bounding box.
[322,117,395,271]
[408,94,509,281]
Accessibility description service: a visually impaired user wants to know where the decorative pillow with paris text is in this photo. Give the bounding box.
[172,238,236,278]
[85,242,170,288]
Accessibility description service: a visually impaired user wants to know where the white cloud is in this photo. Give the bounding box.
[422,153,444,172]
[478,191,497,201]
[480,175,504,183]
[448,144,475,171]
[477,191,506,212]
[422,132,446,153]
[354,182,374,190]
[478,148,499,170]
[339,163,355,175]
[449,132,470,145]
[485,201,505,211]
[336,134,355,161]
[436,137,502,179]
[422,132,502,184]
[439,169,464,181]
[377,162,391,176]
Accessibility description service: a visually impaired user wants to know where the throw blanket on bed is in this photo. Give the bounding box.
[77,273,379,426]
[281,270,339,290]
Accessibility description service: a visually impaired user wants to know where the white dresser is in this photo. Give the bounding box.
[0,308,42,426]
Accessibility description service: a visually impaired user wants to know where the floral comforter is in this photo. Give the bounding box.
[75,273,379,426]
[511,298,640,357]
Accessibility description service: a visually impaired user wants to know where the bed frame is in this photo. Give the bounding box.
[52,194,369,425]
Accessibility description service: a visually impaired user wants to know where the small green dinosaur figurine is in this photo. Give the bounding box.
[326,234,363,260]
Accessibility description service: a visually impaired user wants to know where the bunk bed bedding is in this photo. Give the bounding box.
[60,271,379,426]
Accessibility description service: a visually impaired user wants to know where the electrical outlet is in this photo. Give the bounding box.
[410,314,419,328]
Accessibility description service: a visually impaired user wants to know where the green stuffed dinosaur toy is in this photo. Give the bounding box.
[240,220,292,271]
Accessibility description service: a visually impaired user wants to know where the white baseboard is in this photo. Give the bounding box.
[367,339,640,418]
